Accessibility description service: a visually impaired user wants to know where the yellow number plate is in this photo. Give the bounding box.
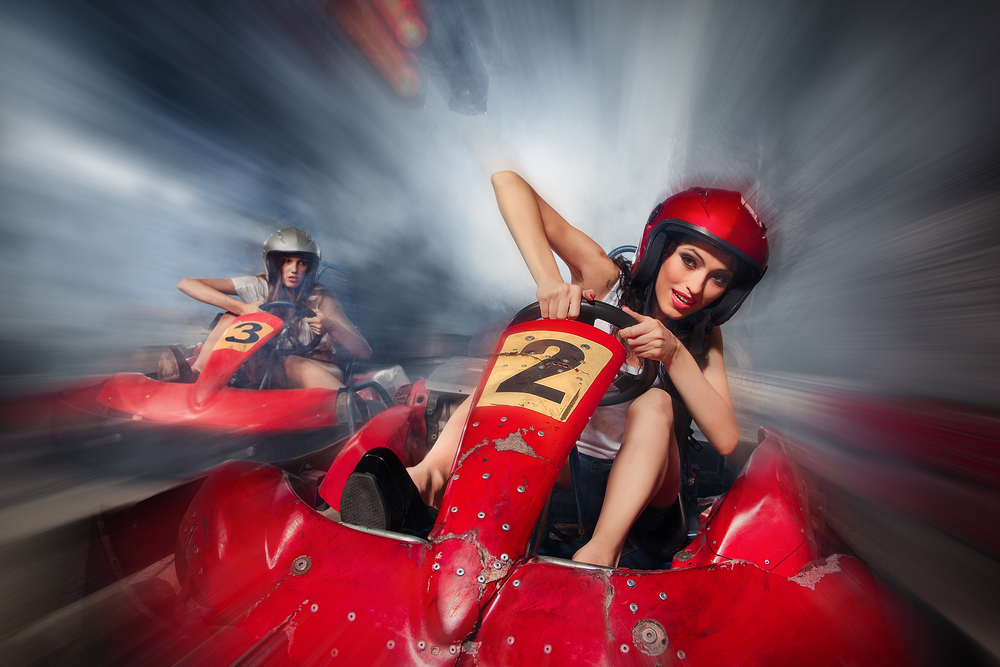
[477,330,613,422]
[214,320,275,353]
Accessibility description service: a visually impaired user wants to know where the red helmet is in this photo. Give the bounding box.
[632,187,768,325]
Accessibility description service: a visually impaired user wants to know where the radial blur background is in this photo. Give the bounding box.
[1,0,998,664]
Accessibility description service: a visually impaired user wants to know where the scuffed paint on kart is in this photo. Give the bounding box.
[788,553,843,590]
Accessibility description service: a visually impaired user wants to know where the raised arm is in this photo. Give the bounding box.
[177,277,261,317]
[491,171,618,319]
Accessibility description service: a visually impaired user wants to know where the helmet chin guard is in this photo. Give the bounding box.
[262,227,321,281]
[632,188,768,326]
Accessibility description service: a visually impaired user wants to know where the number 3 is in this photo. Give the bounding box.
[224,322,263,345]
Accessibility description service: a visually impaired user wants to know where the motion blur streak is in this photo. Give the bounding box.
[0,0,998,664]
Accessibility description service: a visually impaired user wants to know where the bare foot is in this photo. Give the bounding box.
[407,466,447,508]
[571,542,618,568]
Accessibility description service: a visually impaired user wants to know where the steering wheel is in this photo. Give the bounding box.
[507,300,657,406]
[259,300,321,358]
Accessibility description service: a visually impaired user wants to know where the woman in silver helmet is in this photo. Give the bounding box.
[161,227,371,388]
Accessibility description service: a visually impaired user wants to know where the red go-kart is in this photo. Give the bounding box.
[40,302,403,473]
[88,301,914,666]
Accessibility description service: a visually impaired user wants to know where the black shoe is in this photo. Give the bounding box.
[340,448,438,538]
[625,499,688,560]
[157,346,194,383]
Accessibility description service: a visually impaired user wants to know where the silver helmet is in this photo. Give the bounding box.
[262,227,321,281]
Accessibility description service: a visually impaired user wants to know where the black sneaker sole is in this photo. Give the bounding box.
[341,472,390,530]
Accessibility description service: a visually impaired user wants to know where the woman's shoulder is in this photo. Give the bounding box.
[231,274,268,302]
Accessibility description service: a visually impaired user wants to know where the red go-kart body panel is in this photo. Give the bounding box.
[81,312,344,432]
[99,317,914,665]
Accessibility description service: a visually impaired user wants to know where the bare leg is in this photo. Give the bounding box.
[408,396,472,508]
[572,388,680,568]
[282,355,345,391]
[191,313,236,374]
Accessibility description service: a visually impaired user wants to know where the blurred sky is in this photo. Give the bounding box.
[1,0,998,406]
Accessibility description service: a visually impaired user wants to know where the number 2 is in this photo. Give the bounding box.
[496,339,584,404]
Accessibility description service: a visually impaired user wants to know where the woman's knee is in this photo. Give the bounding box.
[628,387,674,424]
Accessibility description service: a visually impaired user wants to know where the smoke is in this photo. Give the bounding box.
[1,0,999,394]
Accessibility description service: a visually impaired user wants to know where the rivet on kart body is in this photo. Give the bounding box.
[627,579,636,588]
[517,485,525,493]
[621,644,630,653]
[482,473,490,479]
[449,646,458,655]
[544,645,552,654]
[764,559,769,565]
[310,603,319,612]
[501,553,509,561]
[472,422,479,427]
[500,417,508,422]
[525,336,534,341]
[451,506,458,513]
[538,432,544,437]
[433,563,441,571]
[291,556,312,575]
[513,579,521,587]
[477,575,486,583]
[456,568,465,576]
[630,603,638,613]
[387,640,395,649]
[581,344,590,350]
[493,561,503,570]
[417,641,426,651]
[347,612,356,621]
[502,523,510,531]
[677,650,686,659]
[507,636,515,645]
[659,592,667,600]
[478,511,486,518]
[330,648,338,657]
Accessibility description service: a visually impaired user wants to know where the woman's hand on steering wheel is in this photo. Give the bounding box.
[508,299,657,406]
[238,300,265,316]
[536,281,596,320]
[619,305,683,365]
[258,300,320,357]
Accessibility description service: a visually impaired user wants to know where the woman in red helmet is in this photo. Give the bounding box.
[162,226,371,389]
[344,172,767,567]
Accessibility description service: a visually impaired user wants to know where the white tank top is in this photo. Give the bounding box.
[575,280,658,460]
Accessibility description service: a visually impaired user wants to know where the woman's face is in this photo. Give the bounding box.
[653,240,735,320]
[280,255,311,289]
